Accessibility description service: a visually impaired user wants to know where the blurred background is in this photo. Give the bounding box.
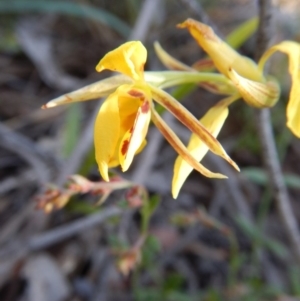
[1,0,300,300]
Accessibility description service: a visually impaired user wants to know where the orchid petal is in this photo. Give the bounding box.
[149,84,239,171]
[154,41,195,71]
[259,41,300,137]
[119,99,151,171]
[172,95,239,198]
[96,41,147,81]
[153,43,235,94]
[106,84,146,167]
[177,19,264,82]
[228,68,280,108]
[43,75,132,108]
[151,108,227,188]
[94,91,120,181]
[191,58,215,71]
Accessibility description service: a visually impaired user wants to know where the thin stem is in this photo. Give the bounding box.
[255,0,300,265]
[145,71,234,89]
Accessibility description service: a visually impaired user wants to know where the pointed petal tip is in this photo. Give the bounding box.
[95,64,105,73]
[100,173,110,182]
[172,191,179,199]
[287,122,300,139]
[176,19,214,38]
[121,164,129,172]
[41,103,57,109]
[172,173,228,199]
[176,19,192,29]
[229,159,240,172]
[222,148,239,171]
[98,161,111,182]
[214,173,228,179]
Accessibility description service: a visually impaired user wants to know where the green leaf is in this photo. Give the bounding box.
[0,1,131,38]
[141,194,160,233]
[226,17,258,49]
[242,167,300,189]
[289,266,300,296]
[63,103,82,158]
[235,216,288,258]
[67,200,99,214]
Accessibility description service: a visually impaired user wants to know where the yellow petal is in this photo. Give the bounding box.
[151,108,227,190]
[172,95,239,198]
[177,19,264,82]
[228,68,280,108]
[153,43,235,95]
[94,91,120,181]
[119,98,151,171]
[43,75,132,108]
[149,84,239,171]
[96,41,147,81]
[105,84,149,169]
[259,41,300,137]
[154,41,195,71]
[136,139,147,155]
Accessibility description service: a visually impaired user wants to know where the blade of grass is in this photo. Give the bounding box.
[235,216,288,259]
[63,104,82,158]
[0,0,131,38]
[242,167,300,189]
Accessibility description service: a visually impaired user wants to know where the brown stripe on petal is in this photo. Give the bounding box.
[122,109,141,156]
[65,95,73,102]
[192,58,215,71]
[150,84,240,171]
[121,139,130,156]
[177,19,217,42]
[141,101,150,113]
[128,89,144,98]
[151,108,227,179]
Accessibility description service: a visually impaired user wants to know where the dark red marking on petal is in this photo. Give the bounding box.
[129,110,140,136]
[192,58,215,71]
[65,95,73,102]
[128,89,144,98]
[121,139,130,156]
[141,101,150,114]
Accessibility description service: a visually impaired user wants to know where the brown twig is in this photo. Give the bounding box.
[128,0,162,42]
[255,0,300,265]
[28,206,121,250]
[0,206,122,283]
[16,18,85,91]
[179,0,224,37]
[0,122,57,184]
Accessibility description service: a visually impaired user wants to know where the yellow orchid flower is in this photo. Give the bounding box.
[43,41,239,194]
[155,19,300,197]
[178,19,299,137]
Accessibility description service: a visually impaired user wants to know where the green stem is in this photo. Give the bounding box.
[145,71,235,90]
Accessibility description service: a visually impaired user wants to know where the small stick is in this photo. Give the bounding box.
[255,0,300,265]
